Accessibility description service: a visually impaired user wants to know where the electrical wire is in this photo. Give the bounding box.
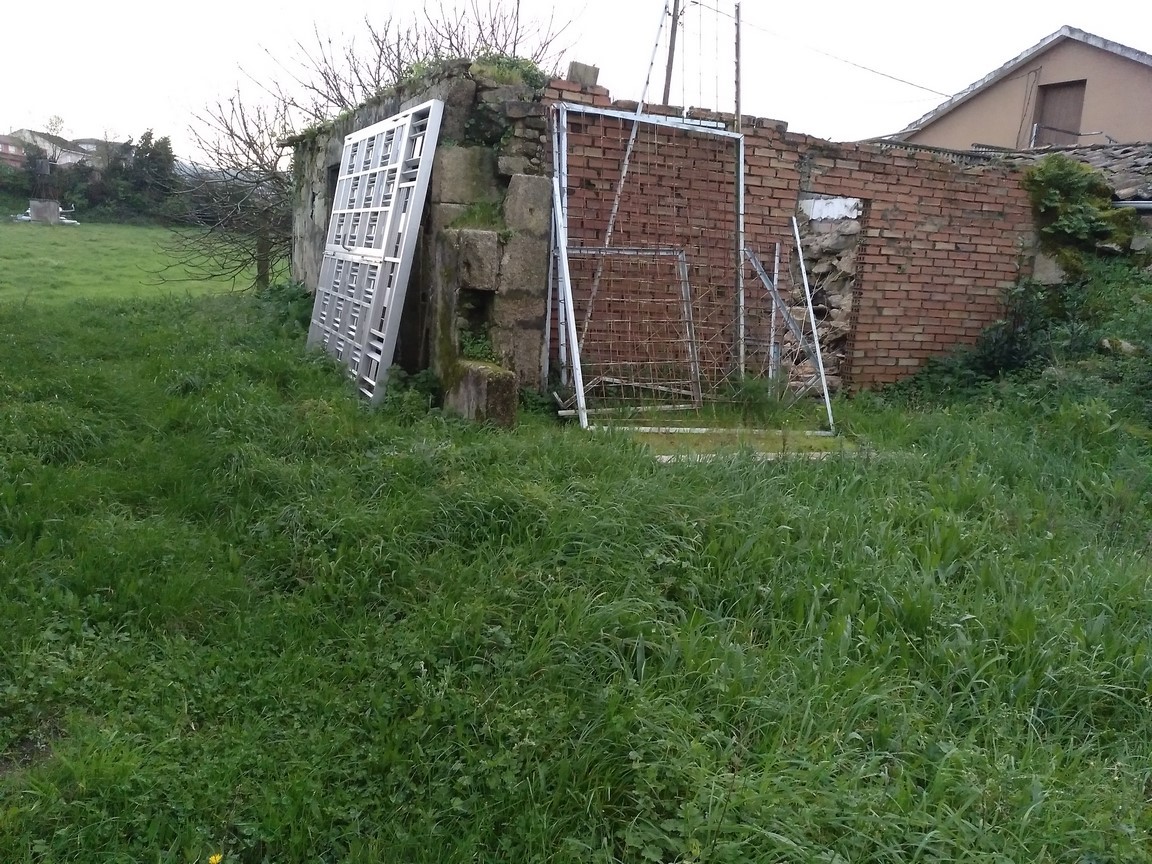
[688,0,951,98]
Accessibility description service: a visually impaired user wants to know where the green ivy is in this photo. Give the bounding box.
[1022,154,1139,258]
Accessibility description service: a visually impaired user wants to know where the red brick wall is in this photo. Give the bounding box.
[544,80,1036,389]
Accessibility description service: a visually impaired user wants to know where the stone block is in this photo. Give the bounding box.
[566,61,600,87]
[401,77,477,143]
[490,310,546,386]
[452,228,503,293]
[445,361,517,427]
[503,101,546,120]
[476,82,536,103]
[498,233,550,296]
[1032,253,1066,285]
[431,146,500,205]
[497,156,531,178]
[29,199,60,224]
[503,175,553,237]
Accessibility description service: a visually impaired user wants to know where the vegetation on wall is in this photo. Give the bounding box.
[887,155,1151,426]
[1022,153,1139,267]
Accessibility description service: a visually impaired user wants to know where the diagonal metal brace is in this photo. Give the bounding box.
[744,248,820,370]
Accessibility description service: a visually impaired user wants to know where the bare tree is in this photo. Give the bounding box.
[174,0,568,290]
[44,115,67,163]
[165,94,294,289]
[263,0,569,125]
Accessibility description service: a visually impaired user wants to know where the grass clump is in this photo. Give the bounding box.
[891,256,1152,420]
[448,198,507,233]
[2,226,1152,862]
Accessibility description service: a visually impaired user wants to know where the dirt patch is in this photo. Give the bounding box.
[1,722,59,776]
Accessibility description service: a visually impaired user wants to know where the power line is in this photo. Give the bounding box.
[687,0,952,98]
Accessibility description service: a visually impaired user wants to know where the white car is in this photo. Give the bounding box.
[9,209,79,224]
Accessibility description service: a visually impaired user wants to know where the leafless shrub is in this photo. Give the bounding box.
[174,0,568,290]
[164,94,293,289]
[264,1,569,124]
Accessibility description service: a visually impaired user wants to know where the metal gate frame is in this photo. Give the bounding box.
[549,101,746,429]
[307,99,444,403]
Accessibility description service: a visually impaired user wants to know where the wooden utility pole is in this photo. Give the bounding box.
[661,0,682,105]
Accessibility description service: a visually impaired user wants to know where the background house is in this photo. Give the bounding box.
[9,129,90,165]
[71,137,133,169]
[0,134,24,170]
[892,26,1152,150]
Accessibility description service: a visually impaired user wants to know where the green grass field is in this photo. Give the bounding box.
[0,222,237,304]
[2,226,1152,863]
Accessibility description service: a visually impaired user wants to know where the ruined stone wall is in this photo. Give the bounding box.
[545,82,1036,389]
[289,62,554,402]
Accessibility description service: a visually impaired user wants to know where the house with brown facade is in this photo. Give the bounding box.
[0,134,24,170]
[892,26,1152,150]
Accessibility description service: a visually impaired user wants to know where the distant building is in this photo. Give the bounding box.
[71,137,134,169]
[0,134,24,170]
[891,26,1152,150]
[9,129,90,166]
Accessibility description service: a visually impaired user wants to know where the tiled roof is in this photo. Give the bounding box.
[994,142,1152,200]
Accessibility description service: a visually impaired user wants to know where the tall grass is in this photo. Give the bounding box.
[0,222,236,304]
[1,232,1151,862]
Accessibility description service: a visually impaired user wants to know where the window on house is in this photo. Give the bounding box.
[1032,80,1087,146]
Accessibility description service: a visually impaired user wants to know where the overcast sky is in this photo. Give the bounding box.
[4,0,1149,159]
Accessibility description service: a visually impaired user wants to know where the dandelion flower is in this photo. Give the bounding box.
[208,855,223,864]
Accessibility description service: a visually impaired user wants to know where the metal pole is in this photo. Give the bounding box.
[662,0,681,105]
[734,3,742,133]
[736,135,746,379]
[791,216,836,433]
[770,241,780,378]
[552,106,570,386]
[734,4,745,378]
[555,177,589,429]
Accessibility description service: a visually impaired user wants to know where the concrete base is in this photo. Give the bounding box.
[445,361,518,427]
[29,199,60,224]
[1033,253,1067,285]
